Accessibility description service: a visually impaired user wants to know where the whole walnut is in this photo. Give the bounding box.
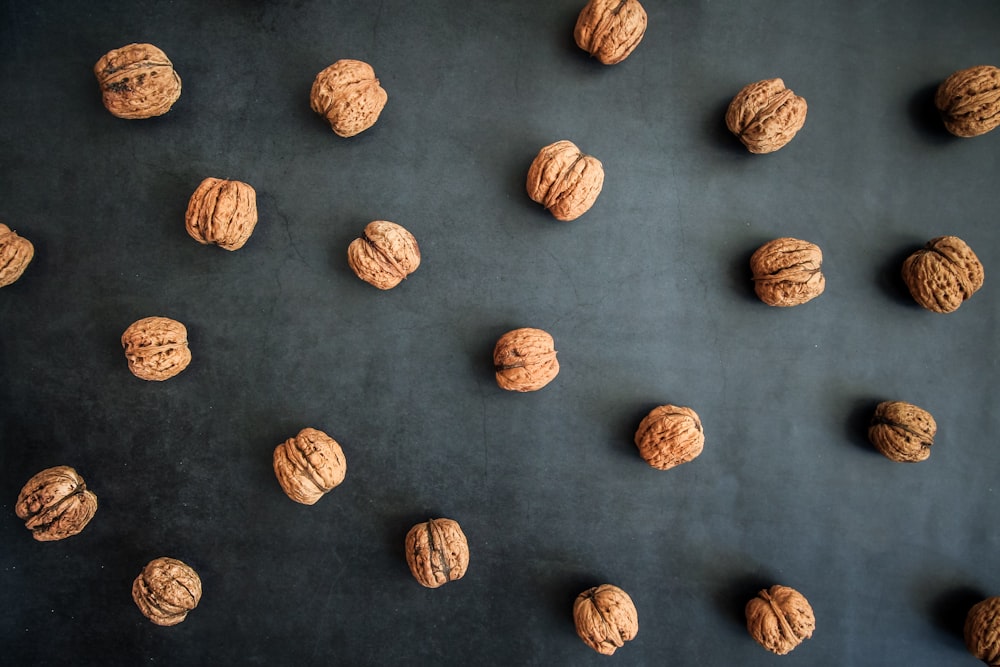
[15,466,98,541]
[526,140,604,221]
[868,401,936,463]
[121,316,192,381]
[132,557,202,626]
[185,178,258,251]
[726,78,808,154]
[750,237,825,307]
[573,584,639,655]
[746,585,815,655]
[965,596,1000,665]
[493,328,559,392]
[94,43,181,119]
[634,404,704,470]
[0,223,34,288]
[902,236,984,313]
[935,65,1000,138]
[310,59,387,137]
[347,220,421,289]
[574,0,648,65]
[273,428,347,505]
[405,518,469,588]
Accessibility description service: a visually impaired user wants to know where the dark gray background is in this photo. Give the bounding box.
[2,1,999,665]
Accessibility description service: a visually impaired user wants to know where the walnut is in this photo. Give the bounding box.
[634,404,704,470]
[750,237,825,307]
[405,518,469,588]
[935,65,1000,138]
[526,140,605,221]
[574,0,648,65]
[868,401,936,463]
[746,585,815,655]
[902,236,984,313]
[310,59,387,137]
[121,316,192,381]
[726,78,807,154]
[185,178,258,251]
[15,466,98,541]
[965,596,1000,665]
[493,328,559,392]
[573,584,639,655]
[347,220,421,289]
[93,43,181,119]
[132,557,202,626]
[273,428,347,505]
[0,223,34,288]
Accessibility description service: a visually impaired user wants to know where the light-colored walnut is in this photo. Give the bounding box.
[94,43,181,119]
[868,401,936,462]
[966,596,1000,665]
[132,557,202,626]
[574,0,648,65]
[750,237,825,306]
[121,316,191,381]
[726,78,807,154]
[15,466,97,541]
[935,65,1000,137]
[0,223,34,288]
[273,428,347,505]
[573,584,638,655]
[526,140,604,221]
[347,220,420,289]
[185,178,258,250]
[310,59,387,137]
[902,236,984,313]
[634,405,704,470]
[493,328,559,392]
[405,518,469,588]
[746,585,815,655]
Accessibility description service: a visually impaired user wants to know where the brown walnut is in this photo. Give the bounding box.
[574,0,648,65]
[634,404,704,470]
[273,427,347,505]
[185,178,258,251]
[750,237,825,307]
[132,557,202,626]
[347,220,421,290]
[0,223,34,288]
[868,401,936,463]
[902,235,984,313]
[405,518,469,588]
[310,59,387,137]
[526,140,605,221]
[935,65,1000,138]
[94,43,181,119]
[573,584,639,655]
[726,78,808,154]
[494,328,559,392]
[121,316,192,381]
[965,596,1000,665]
[15,466,98,541]
[746,585,815,655]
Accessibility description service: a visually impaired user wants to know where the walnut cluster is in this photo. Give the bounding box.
[15,466,98,541]
[273,428,347,505]
[0,223,34,288]
[750,237,825,307]
[185,177,259,251]
[634,404,704,470]
[132,557,202,626]
[902,235,984,313]
[94,43,182,119]
[493,328,560,392]
[573,584,639,655]
[405,518,469,588]
[347,220,421,290]
[745,585,815,655]
[935,65,1000,138]
[726,78,808,154]
[526,140,605,221]
[574,0,648,65]
[310,59,388,137]
[121,316,192,381]
[868,401,936,462]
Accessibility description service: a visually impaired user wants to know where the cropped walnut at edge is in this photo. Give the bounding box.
[0,223,34,288]
[93,43,182,119]
[347,220,421,289]
[273,428,347,505]
[526,140,605,221]
[902,236,984,313]
[121,316,192,381]
[574,584,639,655]
[405,518,469,588]
[493,328,559,392]
[310,59,388,137]
[750,237,825,306]
[15,466,98,541]
[726,78,807,154]
[746,585,815,655]
[868,401,936,462]
[574,0,648,65]
[132,557,202,626]
[185,178,258,250]
[965,596,1000,665]
[634,405,704,470]
[935,65,1000,137]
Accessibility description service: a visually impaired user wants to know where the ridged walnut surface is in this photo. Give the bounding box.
[273,428,347,505]
[868,401,936,462]
[405,518,469,588]
[493,328,559,392]
[750,237,825,307]
[121,316,192,381]
[132,557,202,626]
[526,140,605,221]
[965,596,1000,666]
[185,178,258,251]
[726,78,807,154]
[745,585,815,655]
[93,43,181,119]
[310,59,387,137]
[347,220,421,289]
[902,235,984,313]
[0,223,34,288]
[574,0,648,65]
[15,466,98,541]
[634,405,704,470]
[573,584,639,655]
[935,65,1000,138]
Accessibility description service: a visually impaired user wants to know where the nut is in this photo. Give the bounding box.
[965,596,1000,665]
[726,78,807,154]
[132,557,202,626]
[405,518,469,588]
[750,237,825,306]
[526,140,604,221]
[573,584,639,655]
[310,59,387,137]
[745,585,815,655]
[15,466,98,541]
[902,235,984,313]
[493,328,559,392]
[185,178,258,251]
[121,316,192,381]
[868,401,936,462]
[574,0,648,65]
[634,404,704,470]
[347,220,421,289]
[94,43,181,119]
[0,223,34,288]
[935,65,1000,138]
[273,428,347,505]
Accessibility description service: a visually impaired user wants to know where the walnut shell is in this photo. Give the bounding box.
[965,596,1000,665]
[726,78,807,154]
[634,404,704,470]
[868,401,936,463]
[121,316,192,381]
[935,65,1000,138]
[310,59,387,137]
[94,43,181,119]
[185,178,258,251]
[15,466,98,541]
[902,236,984,313]
[574,0,648,65]
[405,518,469,588]
[132,557,202,626]
[273,428,347,505]
[493,328,559,392]
[0,223,34,288]
[347,220,421,290]
[526,140,605,221]
[750,237,825,307]
[573,584,639,655]
[746,585,815,655]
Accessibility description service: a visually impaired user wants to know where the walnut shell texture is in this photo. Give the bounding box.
[494,328,559,392]
[574,0,648,65]
[868,401,936,463]
[405,518,469,588]
[121,316,192,381]
[347,220,421,289]
[15,466,98,542]
[746,585,815,655]
[185,177,258,251]
[573,584,639,656]
[0,223,34,288]
[132,557,202,626]
[273,427,347,505]
[902,235,984,313]
[634,404,704,470]
[750,237,825,306]
[310,59,388,137]
[726,78,807,154]
[526,140,605,221]
[935,65,1000,138]
[965,596,1000,666]
[94,43,181,119]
